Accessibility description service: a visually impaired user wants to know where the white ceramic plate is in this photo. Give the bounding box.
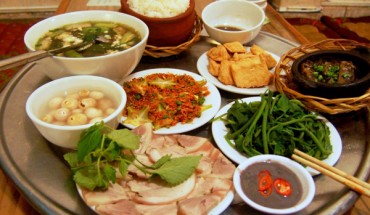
[77,185,233,215]
[121,68,221,134]
[212,97,342,176]
[196,47,280,95]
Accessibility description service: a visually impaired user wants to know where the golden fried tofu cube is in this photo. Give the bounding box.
[207,45,230,62]
[223,41,246,53]
[208,58,220,77]
[230,58,273,88]
[232,52,254,61]
[250,44,277,69]
[218,60,234,85]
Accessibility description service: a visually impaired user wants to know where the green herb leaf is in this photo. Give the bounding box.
[63,152,78,168]
[150,154,172,169]
[107,128,140,149]
[152,155,202,185]
[103,164,117,184]
[73,171,97,191]
[119,160,128,177]
[77,122,104,162]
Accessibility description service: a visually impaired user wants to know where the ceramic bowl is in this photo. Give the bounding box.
[202,0,265,44]
[291,50,370,98]
[25,75,127,149]
[233,154,315,214]
[24,10,149,82]
[120,0,196,47]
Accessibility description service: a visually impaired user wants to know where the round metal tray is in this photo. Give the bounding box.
[0,32,369,215]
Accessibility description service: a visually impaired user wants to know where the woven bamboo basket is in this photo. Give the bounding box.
[143,15,203,58]
[274,39,370,115]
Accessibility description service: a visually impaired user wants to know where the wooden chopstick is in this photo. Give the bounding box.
[291,149,370,197]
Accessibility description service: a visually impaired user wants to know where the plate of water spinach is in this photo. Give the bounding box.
[212,91,342,176]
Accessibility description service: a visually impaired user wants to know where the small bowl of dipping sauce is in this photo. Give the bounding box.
[233,154,315,214]
[201,0,265,44]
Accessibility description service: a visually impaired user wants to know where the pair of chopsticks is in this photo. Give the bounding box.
[292,149,370,197]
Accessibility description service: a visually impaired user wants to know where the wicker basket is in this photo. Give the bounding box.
[274,39,370,115]
[143,15,203,58]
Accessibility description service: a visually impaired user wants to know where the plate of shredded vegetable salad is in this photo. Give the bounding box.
[121,68,221,134]
[211,95,342,176]
[196,48,280,95]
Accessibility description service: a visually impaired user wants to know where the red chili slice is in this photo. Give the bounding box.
[273,178,292,196]
[258,170,271,179]
[259,186,272,197]
[258,175,273,191]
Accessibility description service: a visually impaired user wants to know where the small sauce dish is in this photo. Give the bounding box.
[233,154,315,214]
[201,0,265,44]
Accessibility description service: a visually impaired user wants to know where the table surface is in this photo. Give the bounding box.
[3,1,364,215]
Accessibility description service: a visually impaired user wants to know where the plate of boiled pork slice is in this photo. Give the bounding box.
[77,123,236,215]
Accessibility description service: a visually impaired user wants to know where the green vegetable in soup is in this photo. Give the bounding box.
[214,91,332,160]
[35,21,141,57]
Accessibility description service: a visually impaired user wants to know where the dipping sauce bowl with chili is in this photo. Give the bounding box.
[233,155,315,214]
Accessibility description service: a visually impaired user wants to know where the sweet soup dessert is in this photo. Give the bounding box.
[40,89,117,126]
[240,161,303,209]
[35,21,141,57]
[127,0,190,18]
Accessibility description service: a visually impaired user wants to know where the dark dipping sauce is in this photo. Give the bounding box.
[240,161,303,209]
[215,25,243,31]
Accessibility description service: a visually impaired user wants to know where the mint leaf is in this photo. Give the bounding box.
[152,155,202,185]
[77,122,104,161]
[103,164,116,184]
[119,160,128,177]
[63,152,78,168]
[150,154,171,169]
[107,129,140,150]
[73,171,97,191]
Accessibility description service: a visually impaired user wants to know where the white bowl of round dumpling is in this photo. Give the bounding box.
[25,75,127,149]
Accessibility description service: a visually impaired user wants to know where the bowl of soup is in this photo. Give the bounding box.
[24,10,149,81]
[201,0,265,44]
[233,154,315,214]
[120,0,196,47]
[291,50,370,98]
[25,75,127,149]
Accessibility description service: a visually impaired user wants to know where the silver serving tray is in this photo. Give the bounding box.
[0,32,369,215]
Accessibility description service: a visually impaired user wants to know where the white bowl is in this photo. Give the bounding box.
[25,75,127,149]
[24,10,149,82]
[202,0,265,44]
[233,155,315,214]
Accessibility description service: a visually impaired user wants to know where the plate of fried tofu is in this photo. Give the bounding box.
[197,41,279,95]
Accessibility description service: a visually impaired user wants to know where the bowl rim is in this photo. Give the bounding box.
[120,0,195,23]
[201,0,265,34]
[233,154,315,214]
[25,75,127,131]
[24,10,149,60]
[291,49,370,89]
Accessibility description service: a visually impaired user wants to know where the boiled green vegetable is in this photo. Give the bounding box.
[218,91,332,160]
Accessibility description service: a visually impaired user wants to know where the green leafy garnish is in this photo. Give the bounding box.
[64,121,201,191]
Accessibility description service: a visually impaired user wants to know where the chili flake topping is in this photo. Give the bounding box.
[123,73,211,130]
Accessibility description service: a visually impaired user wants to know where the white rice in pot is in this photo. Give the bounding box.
[127,0,190,18]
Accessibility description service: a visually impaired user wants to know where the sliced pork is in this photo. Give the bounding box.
[79,123,236,215]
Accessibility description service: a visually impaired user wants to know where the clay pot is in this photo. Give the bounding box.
[120,0,195,47]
